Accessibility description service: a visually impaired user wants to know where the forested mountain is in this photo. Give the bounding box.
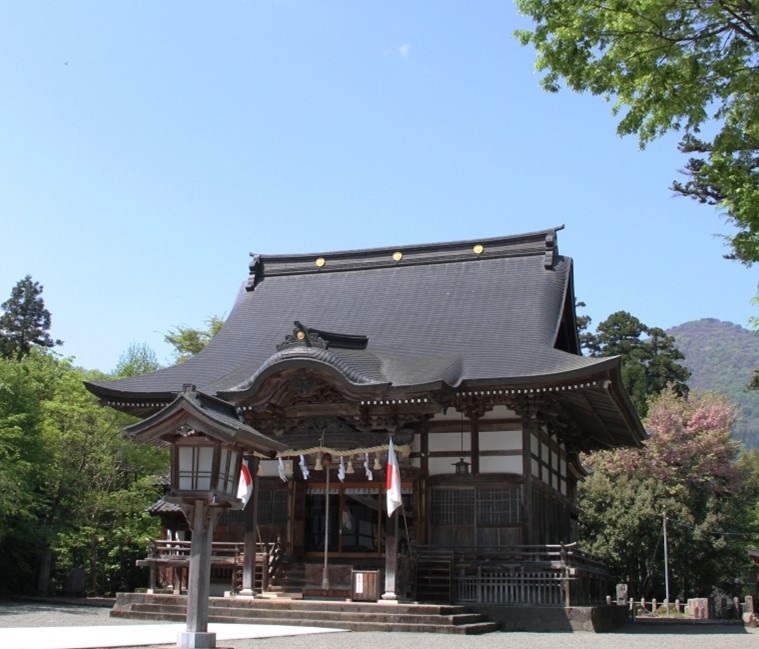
[667,319,759,448]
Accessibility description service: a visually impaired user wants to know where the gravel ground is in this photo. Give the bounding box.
[2,600,759,649]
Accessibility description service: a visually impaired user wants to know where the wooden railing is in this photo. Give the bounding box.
[415,543,609,607]
[137,539,275,594]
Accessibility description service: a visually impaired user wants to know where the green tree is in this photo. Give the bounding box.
[113,342,161,378]
[579,388,748,598]
[0,276,62,361]
[582,310,690,416]
[0,348,168,596]
[164,315,224,363]
[35,361,167,595]
[0,352,49,593]
[515,0,759,264]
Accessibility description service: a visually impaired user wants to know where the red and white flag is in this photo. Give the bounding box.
[386,438,402,517]
[237,463,253,506]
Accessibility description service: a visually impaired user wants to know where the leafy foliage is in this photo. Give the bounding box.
[0,276,62,361]
[164,315,224,363]
[579,388,750,598]
[515,0,759,264]
[582,310,690,416]
[113,342,162,378]
[0,350,168,596]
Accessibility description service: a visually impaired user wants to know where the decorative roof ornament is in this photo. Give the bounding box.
[276,321,369,352]
[277,321,328,351]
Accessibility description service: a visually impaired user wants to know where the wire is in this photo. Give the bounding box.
[664,515,759,540]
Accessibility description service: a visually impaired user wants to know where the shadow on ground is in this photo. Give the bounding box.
[614,621,749,635]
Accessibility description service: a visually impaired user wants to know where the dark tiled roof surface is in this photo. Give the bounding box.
[147,498,183,515]
[125,387,286,453]
[89,229,598,398]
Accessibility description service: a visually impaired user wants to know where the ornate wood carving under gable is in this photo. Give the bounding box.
[239,369,349,412]
[246,415,415,449]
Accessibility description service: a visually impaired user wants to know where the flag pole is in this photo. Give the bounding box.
[382,436,402,601]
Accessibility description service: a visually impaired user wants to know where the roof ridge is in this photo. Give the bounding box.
[246,226,563,290]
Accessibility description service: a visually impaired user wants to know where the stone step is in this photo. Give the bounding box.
[110,593,498,634]
[122,602,487,626]
[116,593,469,615]
[111,608,498,634]
[256,590,304,599]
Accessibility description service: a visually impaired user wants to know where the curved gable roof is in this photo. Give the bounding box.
[86,227,600,400]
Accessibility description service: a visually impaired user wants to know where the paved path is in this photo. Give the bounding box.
[2,601,759,649]
[0,602,344,649]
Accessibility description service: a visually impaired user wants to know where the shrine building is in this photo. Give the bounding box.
[86,226,644,607]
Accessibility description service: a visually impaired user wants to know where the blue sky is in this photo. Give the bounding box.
[1,1,756,372]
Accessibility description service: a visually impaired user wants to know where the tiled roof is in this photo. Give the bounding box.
[84,227,644,446]
[125,386,287,454]
[88,228,580,396]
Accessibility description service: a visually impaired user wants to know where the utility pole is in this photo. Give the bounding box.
[663,509,670,616]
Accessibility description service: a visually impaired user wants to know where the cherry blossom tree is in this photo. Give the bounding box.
[580,387,750,598]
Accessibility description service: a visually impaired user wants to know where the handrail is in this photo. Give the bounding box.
[415,543,607,572]
[147,540,271,562]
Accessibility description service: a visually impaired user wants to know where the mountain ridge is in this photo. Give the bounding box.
[667,318,759,447]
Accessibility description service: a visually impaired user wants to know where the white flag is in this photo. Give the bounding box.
[386,438,402,517]
[237,463,253,506]
[299,454,310,480]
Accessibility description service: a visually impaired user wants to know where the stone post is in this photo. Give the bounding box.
[178,499,219,649]
[240,457,260,596]
[382,510,398,601]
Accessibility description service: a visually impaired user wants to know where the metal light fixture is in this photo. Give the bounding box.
[172,437,242,503]
[454,412,470,475]
[453,457,471,475]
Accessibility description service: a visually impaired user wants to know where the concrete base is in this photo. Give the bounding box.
[469,605,629,633]
[177,631,216,648]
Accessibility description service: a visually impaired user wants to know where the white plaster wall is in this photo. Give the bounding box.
[428,432,471,452]
[479,429,522,451]
[479,455,523,474]
[428,457,465,475]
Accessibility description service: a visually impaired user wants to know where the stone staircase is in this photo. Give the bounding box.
[111,593,498,634]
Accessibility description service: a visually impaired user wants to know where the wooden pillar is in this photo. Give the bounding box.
[382,509,398,601]
[470,414,480,475]
[420,425,429,476]
[522,417,534,545]
[418,424,429,545]
[147,564,156,593]
[241,456,260,596]
[179,499,219,649]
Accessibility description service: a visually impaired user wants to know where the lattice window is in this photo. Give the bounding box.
[477,486,523,525]
[431,488,475,526]
[220,508,245,525]
[258,489,289,525]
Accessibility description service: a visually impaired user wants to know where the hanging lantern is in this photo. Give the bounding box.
[172,437,243,502]
[453,457,471,475]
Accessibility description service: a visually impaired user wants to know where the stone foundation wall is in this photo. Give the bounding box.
[469,604,629,632]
